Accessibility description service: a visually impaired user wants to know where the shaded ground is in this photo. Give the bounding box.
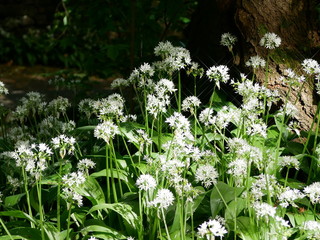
[0,64,114,109]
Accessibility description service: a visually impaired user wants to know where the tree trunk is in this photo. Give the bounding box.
[186,0,320,130]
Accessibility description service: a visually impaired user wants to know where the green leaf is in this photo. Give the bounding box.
[210,182,244,217]
[74,176,105,205]
[81,219,126,239]
[4,227,42,240]
[0,211,36,225]
[286,210,315,227]
[91,168,128,181]
[236,216,259,240]
[76,125,96,132]
[225,198,246,221]
[88,203,139,234]
[4,193,25,207]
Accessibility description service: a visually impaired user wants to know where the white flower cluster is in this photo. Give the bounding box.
[303,182,320,204]
[197,216,228,239]
[300,220,320,239]
[62,171,86,207]
[77,158,96,173]
[51,134,76,159]
[245,55,266,69]
[253,201,276,220]
[47,96,71,118]
[136,174,157,191]
[206,65,230,89]
[220,32,237,49]
[250,174,280,200]
[301,59,320,75]
[195,164,218,188]
[110,77,129,89]
[94,119,119,143]
[278,156,300,170]
[78,98,95,120]
[93,93,125,120]
[0,81,8,95]
[278,187,305,208]
[148,188,174,209]
[182,96,201,114]
[259,32,281,49]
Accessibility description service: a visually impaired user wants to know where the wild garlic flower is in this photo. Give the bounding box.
[259,32,281,49]
[278,187,305,208]
[227,158,248,183]
[0,81,8,95]
[245,55,266,69]
[139,63,155,78]
[78,98,95,120]
[134,129,152,152]
[136,174,157,191]
[62,171,86,207]
[163,47,192,71]
[154,41,175,58]
[251,174,280,200]
[246,121,267,138]
[283,68,305,86]
[182,96,201,114]
[278,156,300,170]
[93,93,125,120]
[303,182,320,204]
[253,201,276,220]
[88,237,98,240]
[220,32,237,50]
[110,77,129,89]
[301,59,320,75]
[206,65,230,89]
[146,94,170,118]
[186,62,204,78]
[154,78,176,96]
[195,164,218,188]
[166,112,190,131]
[7,176,22,193]
[279,102,298,117]
[197,217,228,239]
[148,188,174,209]
[47,96,70,118]
[94,120,119,143]
[300,220,320,239]
[199,108,214,126]
[212,105,242,129]
[77,158,96,173]
[51,134,76,159]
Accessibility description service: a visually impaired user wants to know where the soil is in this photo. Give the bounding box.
[0,63,115,109]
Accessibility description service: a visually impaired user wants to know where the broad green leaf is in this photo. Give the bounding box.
[76,125,96,131]
[0,211,36,225]
[4,227,42,240]
[224,198,246,221]
[210,181,244,217]
[88,203,139,233]
[81,219,126,239]
[4,193,25,207]
[91,168,128,181]
[75,176,105,205]
[236,216,259,240]
[286,210,315,227]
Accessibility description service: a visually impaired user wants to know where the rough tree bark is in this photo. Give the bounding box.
[186,0,320,130]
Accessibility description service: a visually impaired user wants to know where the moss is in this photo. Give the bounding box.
[270,49,301,69]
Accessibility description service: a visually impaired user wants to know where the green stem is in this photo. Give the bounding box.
[36,178,45,240]
[66,203,72,240]
[57,162,63,232]
[161,208,171,240]
[138,190,143,240]
[178,72,181,112]
[22,168,34,228]
[0,218,14,240]
[106,144,111,203]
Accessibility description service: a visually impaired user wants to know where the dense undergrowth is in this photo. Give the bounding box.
[0,32,320,239]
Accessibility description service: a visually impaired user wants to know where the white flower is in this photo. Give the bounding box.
[278,156,300,170]
[301,59,320,75]
[110,78,129,89]
[78,98,95,119]
[0,81,8,95]
[300,220,320,239]
[77,158,96,172]
[199,108,214,126]
[47,96,70,117]
[259,32,281,49]
[182,96,201,114]
[146,94,170,117]
[220,32,237,49]
[197,217,228,239]
[88,236,98,240]
[139,63,154,77]
[154,78,176,95]
[280,102,298,117]
[166,112,190,131]
[136,174,157,191]
[206,65,230,89]
[195,164,218,188]
[93,93,125,120]
[278,188,305,208]
[253,201,276,219]
[148,189,174,209]
[245,55,266,69]
[62,171,86,188]
[304,182,320,204]
[51,134,76,158]
[154,41,174,58]
[94,120,119,143]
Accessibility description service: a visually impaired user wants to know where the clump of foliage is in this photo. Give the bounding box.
[1,32,320,240]
[0,0,197,77]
